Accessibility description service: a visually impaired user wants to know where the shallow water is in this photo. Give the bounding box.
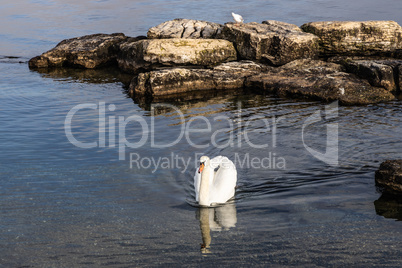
[1,0,402,266]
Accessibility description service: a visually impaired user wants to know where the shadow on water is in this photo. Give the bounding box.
[29,65,252,110]
[29,65,295,115]
[374,194,402,221]
[133,87,247,112]
[31,66,133,86]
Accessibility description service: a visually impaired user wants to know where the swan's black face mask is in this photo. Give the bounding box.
[198,162,205,174]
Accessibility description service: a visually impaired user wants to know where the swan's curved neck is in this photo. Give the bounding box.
[199,162,210,206]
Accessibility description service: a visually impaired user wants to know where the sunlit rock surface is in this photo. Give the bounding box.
[218,21,319,65]
[147,19,223,39]
[117,38,237,73]
[28,33,128,69]
[301,21,402,57]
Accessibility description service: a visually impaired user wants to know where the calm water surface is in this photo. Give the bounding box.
[1,0,402,266]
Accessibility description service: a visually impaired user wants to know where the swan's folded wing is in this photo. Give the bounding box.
[194,169,201,202]
[210,163,237,204]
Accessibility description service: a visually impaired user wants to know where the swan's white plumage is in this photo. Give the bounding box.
[231,12,244,24]
[194,156,237,206]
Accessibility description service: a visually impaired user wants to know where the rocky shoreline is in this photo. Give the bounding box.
[29,19,402,105]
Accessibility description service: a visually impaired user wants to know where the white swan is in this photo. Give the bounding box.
[231,12,244,26]
[194,156,237,207]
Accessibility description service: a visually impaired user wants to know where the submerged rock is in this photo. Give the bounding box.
[245,59,395,105]
[375,160,402,195]
[117,38,237,73]
[301,21,402,57]
[129,61,268,97]
[147,18,223,39]
[218,21,319,65]
[29,33,128,69]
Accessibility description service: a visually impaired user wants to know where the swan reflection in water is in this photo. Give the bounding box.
[196,202,237,253]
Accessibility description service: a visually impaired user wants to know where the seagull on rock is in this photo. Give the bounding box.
[232,12,244,26]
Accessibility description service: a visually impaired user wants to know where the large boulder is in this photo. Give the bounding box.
[117,38,237,73]
[218,21,319,66]
[129,61,269,97]
[28,33,128,69]
[147,19,223,39]
[376,160,402,195]
[343,59,402,92]
[245,59,395,105]
[301,21,402,57]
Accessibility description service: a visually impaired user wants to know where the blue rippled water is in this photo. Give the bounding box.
[1,0,402,266]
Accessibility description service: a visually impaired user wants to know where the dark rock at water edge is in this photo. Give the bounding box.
[245,59,395,105]
[129,61,268,97]
[29,33,130,69]
[129,58,395,105]
[375,160,402,195]
[339,58,402,92]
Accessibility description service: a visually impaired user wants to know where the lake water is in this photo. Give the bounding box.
[1,0,402,266]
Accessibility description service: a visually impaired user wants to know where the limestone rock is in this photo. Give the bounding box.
[262,20,302,31]
[376,160,402,195]
[218,21,319,65]
[301,21,402,57]
[343,59,402,91]
[129,61,268,96]
[28,33,128,69]
[245,59,395,105]
[147,19,223,39]
[118,38,237,73]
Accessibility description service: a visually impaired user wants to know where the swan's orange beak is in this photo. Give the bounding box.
[198,162,204,174]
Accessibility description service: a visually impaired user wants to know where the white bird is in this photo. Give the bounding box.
[194,156,237,207]
[231,12,244,26]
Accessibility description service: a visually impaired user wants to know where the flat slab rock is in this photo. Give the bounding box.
[29,33,128,69]
[376,160,402,195]
[301,21,402,57]
[129,61,269,96]
[218,21,319,66]
[118,38,237,73]
[147,18,223,39]
[245,59,395,105]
